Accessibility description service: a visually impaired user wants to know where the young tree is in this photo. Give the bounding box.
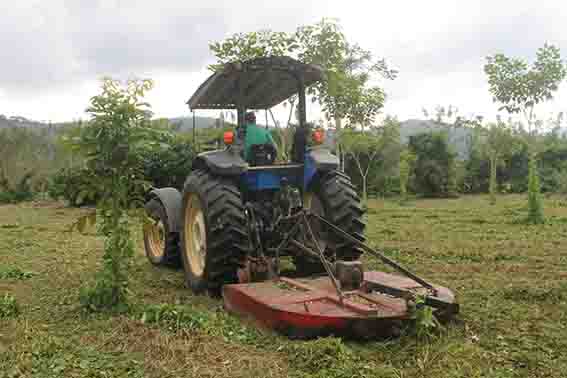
[339,130,381,203]
[399,148,416,203]
[73,78,159,311]
[339,117,400,202]
[485,44,567,223]
[483,121,518,204]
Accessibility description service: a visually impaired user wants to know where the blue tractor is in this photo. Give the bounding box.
[143,56,365,294]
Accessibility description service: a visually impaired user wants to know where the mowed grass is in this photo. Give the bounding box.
[1,195,567,377]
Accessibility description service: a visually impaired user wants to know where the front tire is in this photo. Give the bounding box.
[180,170,249,295]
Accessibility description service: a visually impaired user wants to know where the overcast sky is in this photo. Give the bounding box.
[1,0,566,124]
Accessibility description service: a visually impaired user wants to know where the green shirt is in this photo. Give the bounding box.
[243,123,276,161]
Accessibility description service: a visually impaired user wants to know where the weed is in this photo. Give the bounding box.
[408,295,442,340]
[7,335,145,378]
[501,284,567,304]
[284,337,397,378]
[135,303,264,345]
[0,294,19,318]
[0,267,35,280]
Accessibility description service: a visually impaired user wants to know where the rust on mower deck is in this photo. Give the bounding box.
[223,271,458,339]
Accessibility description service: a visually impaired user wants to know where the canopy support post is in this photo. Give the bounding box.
[298,75,307,128]
[192,110,196,143]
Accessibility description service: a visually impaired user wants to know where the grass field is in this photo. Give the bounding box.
[1,195,566,378]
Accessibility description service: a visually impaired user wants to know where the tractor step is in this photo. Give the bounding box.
[222,271,458,339]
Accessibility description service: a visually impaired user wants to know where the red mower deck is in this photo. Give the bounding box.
[223,271,458,339]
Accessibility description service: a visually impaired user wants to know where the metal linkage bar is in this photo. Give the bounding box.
[301,212,344,304]
[364,281,459,314]
[310,213,437,294]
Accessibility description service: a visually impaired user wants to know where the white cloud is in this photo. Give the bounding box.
[0,0,566,123]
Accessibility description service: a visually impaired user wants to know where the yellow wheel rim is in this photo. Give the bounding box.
[184,193,207,276]
[145,220,165,259]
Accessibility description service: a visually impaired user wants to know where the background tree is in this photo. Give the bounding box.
[340,116,401,202]
[209,18,396,168]
[399,148,416,203]
[485,44,567,223]
[408,132,457,198]
[482,121,518,204]
[339,129,382,203]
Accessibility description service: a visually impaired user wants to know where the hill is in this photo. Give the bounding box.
[0,114,47,129]
[169,116,223,131]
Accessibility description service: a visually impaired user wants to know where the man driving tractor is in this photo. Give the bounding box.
[242,111,277,164]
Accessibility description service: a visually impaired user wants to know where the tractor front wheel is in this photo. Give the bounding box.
[180,170,249,295]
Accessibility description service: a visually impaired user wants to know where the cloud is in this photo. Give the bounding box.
[341,0,567,119]
[1,0,566,122]
[0,0,323,96]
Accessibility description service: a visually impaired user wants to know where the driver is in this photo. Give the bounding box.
[243,112,277,162]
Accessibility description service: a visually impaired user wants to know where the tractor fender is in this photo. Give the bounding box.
[307,147,339,171]
[194,149,248,176]
[147,187,182,233]
[304,147,339,188]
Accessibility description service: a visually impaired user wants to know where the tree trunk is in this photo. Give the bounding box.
[335,116,344,171]
[362,175,368,204]
[489,154,497,205]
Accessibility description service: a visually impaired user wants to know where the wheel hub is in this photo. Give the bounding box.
[185,195,207,276]
[145,220,165,259]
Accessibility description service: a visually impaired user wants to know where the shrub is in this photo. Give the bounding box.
[409,132,457,198]
[50,137,195,207]
[139,138,195,190]
[48,167,100,206]
[0,171,35,204]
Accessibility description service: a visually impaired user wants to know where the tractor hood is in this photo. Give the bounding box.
[187,56,325,110]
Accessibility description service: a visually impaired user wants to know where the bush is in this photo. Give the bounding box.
[48,167,100,206]
[409,132,457,198]
[0,172,35,204]
[139,138,195,190]
[49,137,195,207]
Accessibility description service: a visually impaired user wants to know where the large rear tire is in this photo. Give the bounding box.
[294,170,365,274]
[143,198,181,268]
[180,170,249,295]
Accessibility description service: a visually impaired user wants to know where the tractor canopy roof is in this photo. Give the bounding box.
[187,56,325,110]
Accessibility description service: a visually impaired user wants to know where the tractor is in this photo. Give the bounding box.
[143,56,458,339]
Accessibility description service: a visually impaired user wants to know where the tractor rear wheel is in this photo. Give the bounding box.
[143,198,181,267]
[180,170,249,295]
[294,170,365,274]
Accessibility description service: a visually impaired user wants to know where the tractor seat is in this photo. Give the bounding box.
[248,143,277,166]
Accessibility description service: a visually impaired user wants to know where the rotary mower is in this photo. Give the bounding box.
[142,56,459,339]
